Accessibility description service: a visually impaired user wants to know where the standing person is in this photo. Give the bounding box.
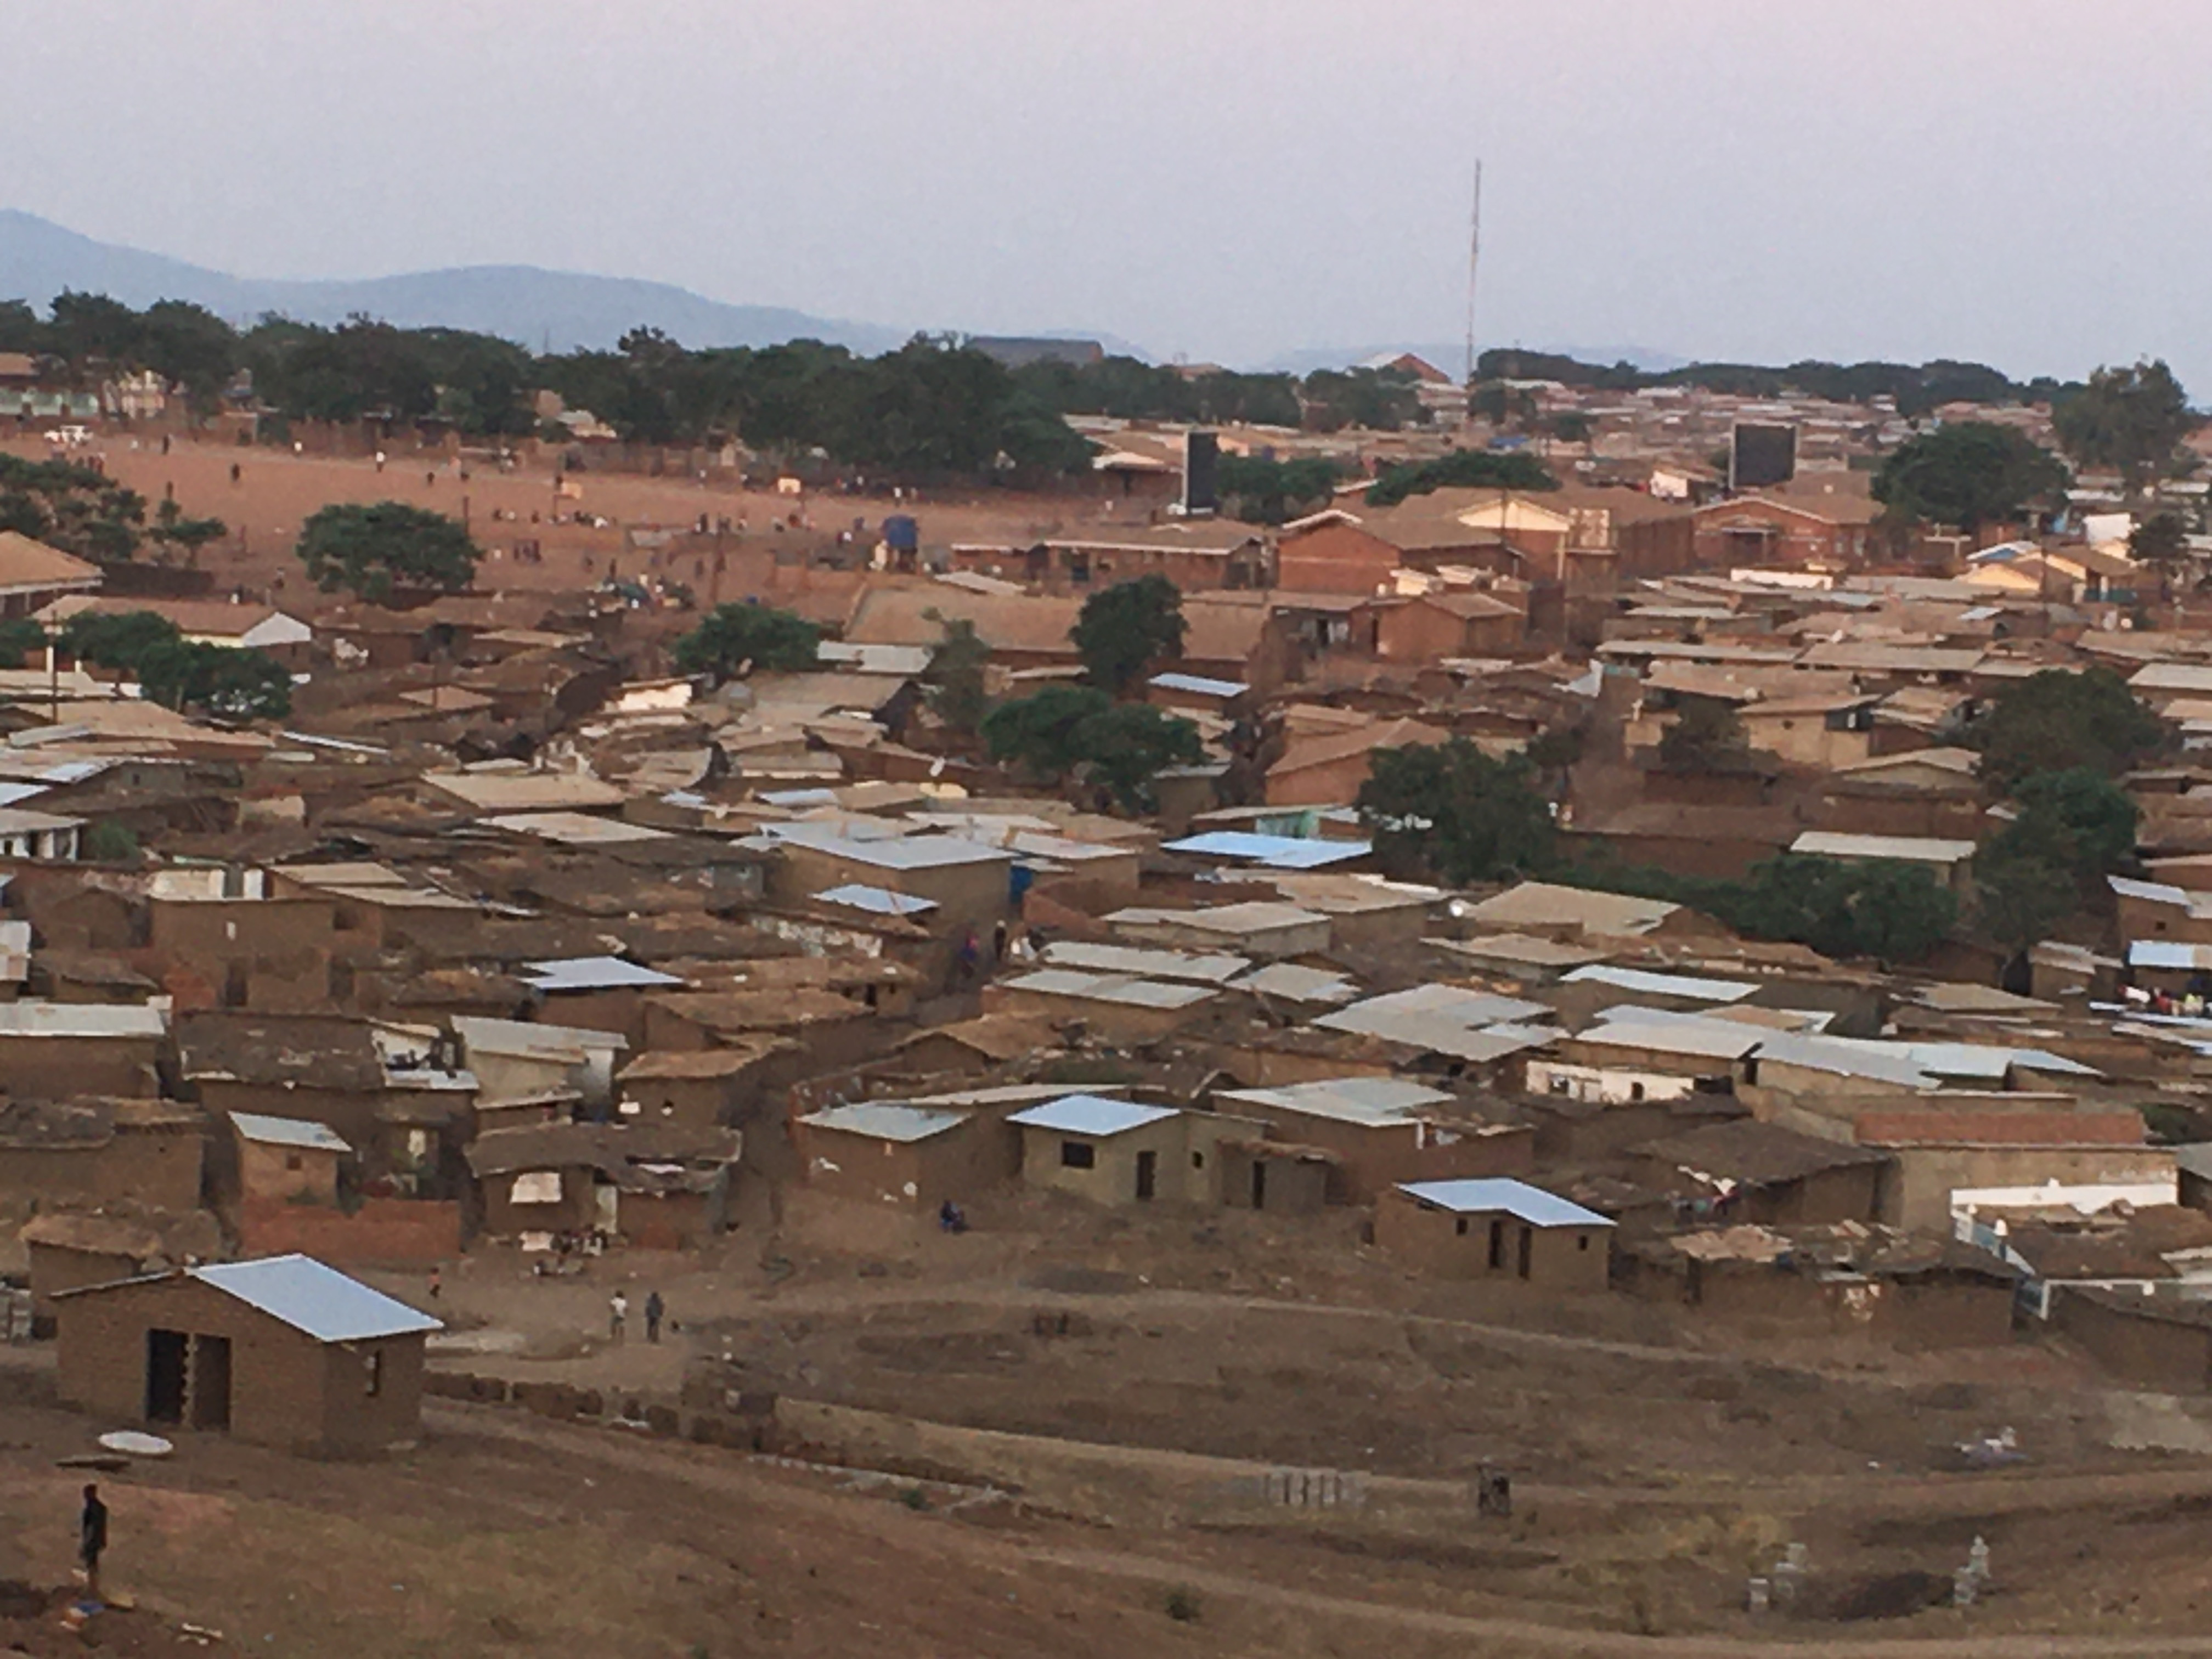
[428,1266,443,1300]
[608,1290,628,1343]
[78,1485,107,1598]
[644,1290,664,1344]
[956,929,981,985]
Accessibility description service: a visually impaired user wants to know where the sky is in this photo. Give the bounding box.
[8,0,2212,382]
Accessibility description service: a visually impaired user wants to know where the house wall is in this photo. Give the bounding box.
[1265,750,1387,809]
[1276,522,1401,594]
[532,988,652,1047]
[1737,713,1875,772]
[994,987,1208,1045]
[55,1275,428,1455]
[2049,1287,2212,1392]
[146,897,336,1013]
[1017,1117,1190,1206]
[1252,1104,1536,1205]
[769,844,1013,939]
[1526,1060,1700,1106]
[235,1131,338,1201]
[800,1118,1019,1211]
[0,1032,162,1098]
[468,1050,586,1110]
[193,1083,391,1168]
[27,1243,140,1320]
[477,1165,597,1238]
[0,1124,205,1213]
[1883,1144,2177,1232]
[236,1195,460,1266]
[1372,1191,1611,1291]
[1215,1148,1331,1215]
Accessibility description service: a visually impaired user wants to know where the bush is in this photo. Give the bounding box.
[1164,1587,1201,1623]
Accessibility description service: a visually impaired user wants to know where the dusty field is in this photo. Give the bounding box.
[307,1192,2212,1645]
[2,432,1140,616]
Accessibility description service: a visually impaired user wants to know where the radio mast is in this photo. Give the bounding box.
[1463,160,1483,387]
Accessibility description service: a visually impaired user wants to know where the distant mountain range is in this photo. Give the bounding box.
[0,210,1685,375]
[0,210,910,354]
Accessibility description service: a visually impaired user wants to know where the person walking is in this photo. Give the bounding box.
[608,1290,629,1343]
[644,1291,664,1344]
[78,1485,107,1598]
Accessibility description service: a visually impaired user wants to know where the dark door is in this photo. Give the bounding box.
[1516,1226,1533,1281]
[1135,1149,1157,1203]
[190,1335,232,1430]
[1250,1160,1267,1211]
[145,1329,187,1424]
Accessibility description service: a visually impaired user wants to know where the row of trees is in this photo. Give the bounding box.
[58,608,291,720]
[0,454,227,564]
[1475,349,2076,419]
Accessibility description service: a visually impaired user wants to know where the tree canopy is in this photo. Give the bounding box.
[1657,698,1754,774]
[1364,449,1558,507]
[1871,421,2069,532]
[2054,359,2195,496]
[983,685,1114,781]
[1216,455,1341,524]
[0,454,223,565]
[919,613,990,741]
[671,602,821,682]
[1073,575,1185,696]
[1357,737,1556,885]
[1575,854,1957,967]
[139,640,292,721]
[295,501,479,602]
[58,608,183,669]
[1071,703,1206,813]
[1967,667,2171,790]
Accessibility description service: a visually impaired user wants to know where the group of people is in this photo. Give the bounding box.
[607,1289,668,1343]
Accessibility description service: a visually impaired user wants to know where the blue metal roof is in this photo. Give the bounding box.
[1161,831,1372,870]
[1396,1179,1613,1228]
[814,884,939,916]
[1150,672,1248,698]
[229,1111,351,1154]
[1007,1094,1180,1137]
[523,956,686,992]
[190,1255,443,1342]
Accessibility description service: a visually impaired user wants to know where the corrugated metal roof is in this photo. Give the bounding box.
[1571,1019,1763,1060]
[1003,969,1217,1009]
[1318,986,1548,1037]
[1218,1076,1452,1127]
[190,1255,443,1342]
[813,884,939,916]
[1790,831,1977,864]
[798,1103,972,1143]
[1007,1094,1180,1137]
[1228,963,1358,1005]
[1562,964,1757,1003]
[229,1112,351,1154]
[1043,941,1250,985]
[1160,831,1373,870]
[1397,1178,1615,1228]
[765,823,1014,870]
[523,956,686,992]
[2130,939,2212,970]
[0,1001,166,1039]
[1150,672,1248,697]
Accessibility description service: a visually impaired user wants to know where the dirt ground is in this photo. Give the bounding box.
[260,1189,2212,1647]
[1,431,1143,617]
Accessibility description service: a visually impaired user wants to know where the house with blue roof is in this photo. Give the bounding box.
[1375,1177,1615,1291]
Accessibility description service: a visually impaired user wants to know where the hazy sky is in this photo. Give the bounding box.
[10,1,2212,381]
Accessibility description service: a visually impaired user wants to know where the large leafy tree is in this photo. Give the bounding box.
[139,641,292,721]
[1073,575,1185,696]
[919,614,991,741]
[0,454,153,562]
[1988,768,2140,885]
[1972,848,2074,956]
[1071,703,1206,813]
[1657,697,1753,773]
[295,502,478,603]
[672,603,821,682]
[1365,448,1558,507]
[983,685,1113,780]
[1968,667,2170,791]
[1357,737,1555,885]
[2054,359,2196,496]
[1871,421,2069,532]
[59,609,184,669]
[1216,455,1341,524]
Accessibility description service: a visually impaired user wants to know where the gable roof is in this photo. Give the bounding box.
[1006,1094,1180,1137]
[0,532,101,597]
[62,1254,444,1342]
[1396,1178,1614,1227]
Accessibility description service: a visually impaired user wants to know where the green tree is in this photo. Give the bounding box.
[138,641,292,720]
[1972,849,2074,955]
[0,617,46,669]
[1073,575,1185,695]
[2054,359,2195,497]
[983,684,1113,780]
[1657,697,1753,772]
[1299,367,1425,432]
[1871,421,2069,532]
[672,602,821,682]
[1070,703,1206,812]
[1829,861,1959,966]
[2130,510,2192,594]
[1365,449,1558,507]
[295,502,478,602]
[1968,667,2170,790]
[58,608,183,669]
[1990,768,2140,885]
[920,613,991,740]
[147,497,228,562]
[1357,737,1555,884]
[82,820,140,863]
[1549,411,1594,448]
[1216,455,1341,524]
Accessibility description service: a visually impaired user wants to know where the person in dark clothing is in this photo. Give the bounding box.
[79,1485,107,1596]
[644,1291,665,1344]
[938,1199,967,1234]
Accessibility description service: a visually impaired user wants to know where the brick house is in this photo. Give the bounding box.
[1276,515,1403,594]
[1374,1178,1614,1290]
[1690,494,1877,572]
[53,1254,441,1457]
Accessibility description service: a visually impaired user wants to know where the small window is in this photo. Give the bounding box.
[1060,1141,1095,1170]
[1578,1235,1592,1251]
[364,1350,383,1397]
[1455,1217,1469,1237]
[1190,1152,1205,1170]
[1487,1218,1505,1269]
[1548,1076,1570,1095]
[285,1153,303,1172]
[1629,1082,1645,1103]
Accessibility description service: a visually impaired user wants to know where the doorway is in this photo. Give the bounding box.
[1516,1226,1533,1281]
[1134,1150,1157,1203]
[1249,1160,1267,1211]
[145,1329,187,1424]
[190,1335,232,1430]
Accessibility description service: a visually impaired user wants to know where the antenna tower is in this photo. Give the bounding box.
[1463,160,1483,386]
